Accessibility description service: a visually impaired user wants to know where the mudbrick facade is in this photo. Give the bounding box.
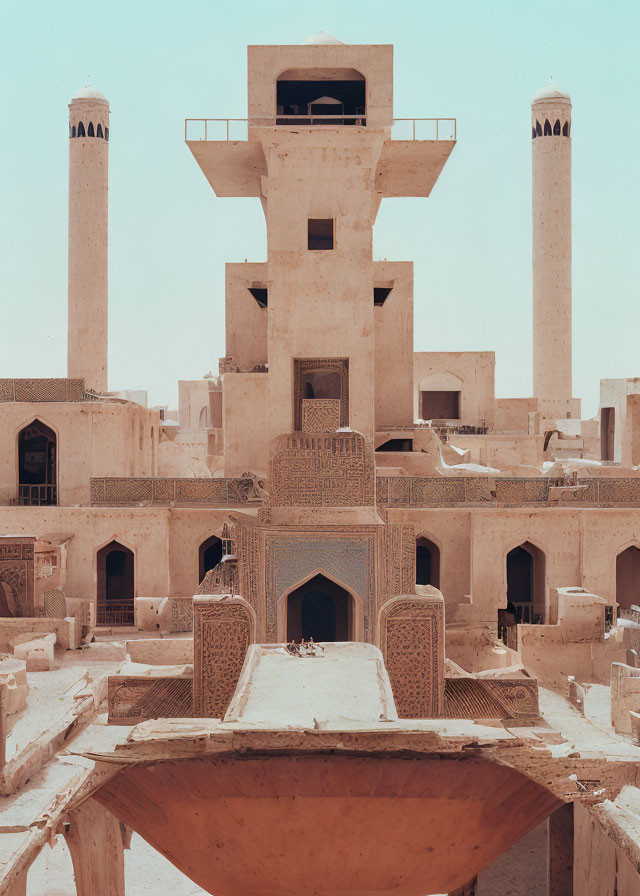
[1,33,640,896]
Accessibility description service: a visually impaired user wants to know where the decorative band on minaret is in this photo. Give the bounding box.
[68,87,109,394]
[531,84,572,402]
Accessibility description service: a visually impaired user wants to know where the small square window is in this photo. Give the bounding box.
[308,219,334,251]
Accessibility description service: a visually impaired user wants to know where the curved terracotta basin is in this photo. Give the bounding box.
[95,754,561,895]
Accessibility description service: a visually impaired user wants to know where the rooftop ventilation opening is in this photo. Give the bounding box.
[374,284,394,306]
[248,286,268,308]
[375,438,413,452]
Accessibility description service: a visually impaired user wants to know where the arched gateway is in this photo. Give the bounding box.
[286,573,353,642]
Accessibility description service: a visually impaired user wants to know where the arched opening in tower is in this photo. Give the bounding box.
[18,419,57,506]
[294,358,349,430]
[97,541,134,625]
[616,546,640,614]
[601,406,616,461]
[198,405,209,429]
[198,535,223,585]
[416,536,440,588]
[286,574,352,642]
[506,542,546,624]
[276,68,366,126]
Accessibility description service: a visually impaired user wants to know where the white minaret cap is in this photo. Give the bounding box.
[302,32,344,45]
[71,86,109,103]
[532,83,571,103]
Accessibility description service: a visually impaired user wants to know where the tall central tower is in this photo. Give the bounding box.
[187,36,455,476]
[68,87,110,393]
[531,84,572,404]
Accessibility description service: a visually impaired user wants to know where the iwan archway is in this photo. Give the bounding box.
[285,573,354,642]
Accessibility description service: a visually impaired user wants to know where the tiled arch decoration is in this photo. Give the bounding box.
[379,594,445,719]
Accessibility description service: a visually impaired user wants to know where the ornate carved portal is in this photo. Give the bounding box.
[233,517,415,643]
[293,358,349,431]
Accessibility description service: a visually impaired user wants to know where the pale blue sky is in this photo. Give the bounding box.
[1,0,638,416]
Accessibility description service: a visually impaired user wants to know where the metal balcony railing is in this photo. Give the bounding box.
[97,600,135,626]
[185,117,456,141]
[10,484,57,506]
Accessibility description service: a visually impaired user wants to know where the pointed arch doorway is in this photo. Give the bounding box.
[18,419,57,505]
[286,573,354,642]
[97,541,135,625]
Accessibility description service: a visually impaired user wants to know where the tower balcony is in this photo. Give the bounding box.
[185,117,457,198]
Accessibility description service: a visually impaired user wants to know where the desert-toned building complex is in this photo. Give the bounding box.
[2,33,640,896]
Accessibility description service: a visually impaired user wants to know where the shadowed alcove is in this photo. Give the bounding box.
[0,582,15,617]
[506,541,546,624]
[286,573,353,642]
[18,419,57,506]
[199,535,223,585]
[97,541,134,625]
[616,545,640,613]
[416,536,440,588]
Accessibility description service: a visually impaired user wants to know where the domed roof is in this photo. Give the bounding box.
[71,86,108,103]
[532,82,570,102]
[302,32,344,45]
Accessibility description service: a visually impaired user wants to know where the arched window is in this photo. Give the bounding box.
[77,121,85,137]
[416,536,441,588]
[87,122,95,137]
[562,121,570,136]
[553,119,561,135]
[198,406,209,429]
[531,126,537,139]
[18,420,57,505]
[535,120,542,136]
[199,535,223,585]
[97,541,134,625]
[505,541,546,624]
[544,119,552,136]
[616,546,640,614]
[286,573,353,642]
[105,127,109,141]
[96,123,103,138]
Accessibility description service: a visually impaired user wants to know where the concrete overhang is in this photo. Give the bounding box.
[186,140,267,197]
[376,139,456,197]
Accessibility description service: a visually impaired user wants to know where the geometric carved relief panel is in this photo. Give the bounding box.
[302,398,341,433]
[379,596,445,719]
[270,432,375,507]
[108,676,193,725]
[443,677,539,720]
[193,597,255,718]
